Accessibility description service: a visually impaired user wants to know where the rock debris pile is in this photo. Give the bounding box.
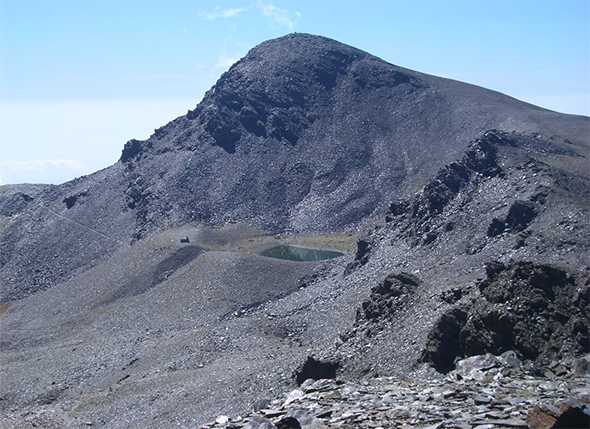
[203,354,590,429]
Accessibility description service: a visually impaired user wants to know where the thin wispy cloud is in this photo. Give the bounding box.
[199,7,246,20]
[256,1,299,30]
[198,3,300,31]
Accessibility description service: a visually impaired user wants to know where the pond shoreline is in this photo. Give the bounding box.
[258,244,346,262]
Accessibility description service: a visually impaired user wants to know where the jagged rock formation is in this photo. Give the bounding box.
[332,129,590,379]
[1,34,589,428]
[355,272,420,326]
[422,261,590,372]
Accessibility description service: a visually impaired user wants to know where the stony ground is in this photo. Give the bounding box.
[203,354,590,429]
[2,130,588,428]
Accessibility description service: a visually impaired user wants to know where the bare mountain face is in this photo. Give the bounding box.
[1,34,588,301]
[0,34,589,428]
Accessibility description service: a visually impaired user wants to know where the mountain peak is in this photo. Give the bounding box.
[246,32,366,58]
[228,32,378,86]
[180,33,416,153]
[115,34,588,236]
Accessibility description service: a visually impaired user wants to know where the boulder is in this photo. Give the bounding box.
[294,357,339,385]
[505,200,537,232]
[120,139,144,162]
[244,416,277,429]
[528,402,590,429]
[276,417,302,429]
[453,353,502,381]
[354,239,372,266]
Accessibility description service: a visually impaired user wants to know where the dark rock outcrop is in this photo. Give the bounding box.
[294,356,340,385]
[120,139,145,163]
[63,190,88,209]
[383,131,505,246]
[357,272,420,323]
[0,192,34,216]
[421,262,590,372]
[421,308,469,372]
[505,200,538,231]
[275,417,302,429]
[487,199,539,236]
[353,238,372,266]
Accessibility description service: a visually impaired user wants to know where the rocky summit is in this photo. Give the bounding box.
[0,34,589,428]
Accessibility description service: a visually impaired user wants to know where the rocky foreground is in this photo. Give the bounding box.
[203,354,590,429]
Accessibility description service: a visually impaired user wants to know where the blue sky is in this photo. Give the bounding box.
[1,0,589,184]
